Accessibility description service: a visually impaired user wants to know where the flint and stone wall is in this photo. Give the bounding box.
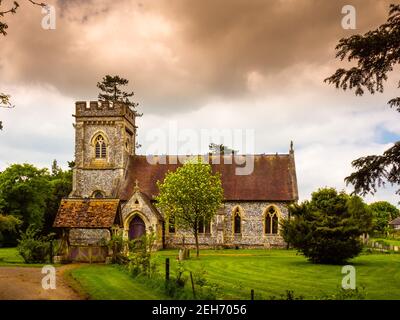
[69,228,111,246]
[164,201,289,249]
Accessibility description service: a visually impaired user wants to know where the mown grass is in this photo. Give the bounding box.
[152,249,400,300]
[0,247,24,265]
[68,249,400,300]
[0,247,60,267]
[67,264,168,300]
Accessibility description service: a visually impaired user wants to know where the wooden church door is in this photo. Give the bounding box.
[129,215,146,240]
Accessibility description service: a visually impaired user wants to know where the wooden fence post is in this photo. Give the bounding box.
[190,271,196,299]
[165,258,170,281]
[49,240,54,264]
[251,289,254,300]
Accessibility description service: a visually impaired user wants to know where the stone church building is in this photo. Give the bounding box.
[53,101,298,262]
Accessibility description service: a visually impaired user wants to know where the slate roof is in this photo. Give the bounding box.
[119,154,298,202]
[53,198,122,228]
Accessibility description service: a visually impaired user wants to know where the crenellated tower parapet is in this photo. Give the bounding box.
[75,101,135,126]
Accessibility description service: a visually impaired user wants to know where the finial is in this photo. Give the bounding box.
[134,179,140,191]
[290,140,294,153]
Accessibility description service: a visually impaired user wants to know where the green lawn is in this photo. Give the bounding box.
[151,249,400,299]
[0,247,24,265]
[69,249,400,300]
[67,265,168,300]
[0,247,55,267]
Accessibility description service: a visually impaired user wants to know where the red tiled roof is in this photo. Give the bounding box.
[119,154,298,201]
[53,199,122,228]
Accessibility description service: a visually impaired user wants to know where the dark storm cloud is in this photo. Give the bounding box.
[0,0,394,114]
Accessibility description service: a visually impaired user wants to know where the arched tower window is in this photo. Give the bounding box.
[265,206,279,235]
[95,135,107,159]
[233,208,241,234]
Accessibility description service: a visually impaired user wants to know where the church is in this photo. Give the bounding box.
[53,101,299,262]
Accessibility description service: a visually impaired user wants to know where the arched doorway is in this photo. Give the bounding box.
[129,215,146,240]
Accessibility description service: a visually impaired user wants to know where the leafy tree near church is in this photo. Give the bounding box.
[0,164,50,245]
[97,75,142,116]
[369,201,400,235]
[0,214,21,246]
[325,4,400,198]
[281,188,373,264]
[156,157,224,257]
[0,161,72,245]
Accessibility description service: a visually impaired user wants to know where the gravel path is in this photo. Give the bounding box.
[0,265,84,300]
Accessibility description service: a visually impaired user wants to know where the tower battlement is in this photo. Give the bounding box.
[75,101,135,124]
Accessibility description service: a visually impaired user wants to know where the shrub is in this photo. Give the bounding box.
[17,226,54,263]
[107,232,129,264]
[282,188,373,264]
[127,232,157,277]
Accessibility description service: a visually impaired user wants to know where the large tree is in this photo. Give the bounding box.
[325,4,400,198]
[0,164,50,234]
[97,75,142,116]
[281,188,373,264]
[0,214,21,246]
[156,157,224,257]
[0,161,72,244]
[369,201,400,235]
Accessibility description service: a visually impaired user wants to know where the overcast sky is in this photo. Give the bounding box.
[0,0,399,204]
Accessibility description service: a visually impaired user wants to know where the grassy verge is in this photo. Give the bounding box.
[67,264,168,300]
[65,249,400,300]
[152,249,400,300]
[0,247,24,265]
[0,247,59,267]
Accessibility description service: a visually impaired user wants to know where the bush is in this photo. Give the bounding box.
[127,232,157,277]
[17,226,54,263]
[107,232,129,264]
[282,188,373,264]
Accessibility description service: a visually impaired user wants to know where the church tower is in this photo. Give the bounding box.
[70,101,137,198]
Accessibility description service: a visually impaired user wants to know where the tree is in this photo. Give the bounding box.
[325,4,400,198]
[281,188,373,264]
[0,214,21,246]
[208,143,237,155]
[156,157,224,257]
[97,75,141,116]
[0,164,51,235]
[369,201,400,235]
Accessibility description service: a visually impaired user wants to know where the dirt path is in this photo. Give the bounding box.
[0,265,85,300]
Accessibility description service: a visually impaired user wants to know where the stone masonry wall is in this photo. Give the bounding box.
[164,201,289,249]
